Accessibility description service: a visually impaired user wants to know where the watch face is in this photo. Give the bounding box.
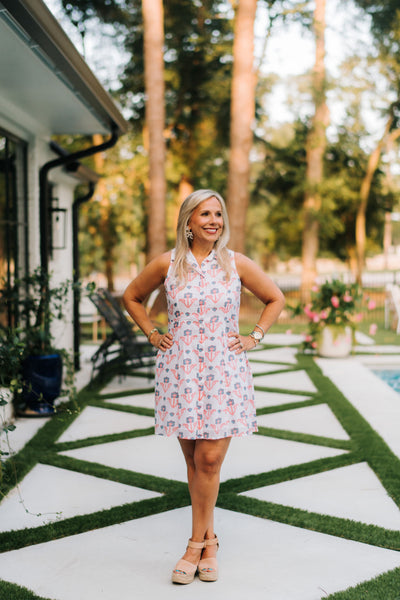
[253,331,263,340]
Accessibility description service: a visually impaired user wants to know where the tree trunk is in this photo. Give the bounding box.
[142,0,166,263]
[355,117,399,283]
[383,212,392,269]
[301,0,328,301]
[92,134,115,292]
[227,0,257,253]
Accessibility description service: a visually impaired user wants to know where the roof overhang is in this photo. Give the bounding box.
[0,0,128,136]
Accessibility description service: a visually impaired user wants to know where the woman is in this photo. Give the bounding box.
[123,189,284,584]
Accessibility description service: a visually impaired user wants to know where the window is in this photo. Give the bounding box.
[0,129,28,328]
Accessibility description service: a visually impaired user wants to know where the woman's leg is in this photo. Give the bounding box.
[178,437,231,564]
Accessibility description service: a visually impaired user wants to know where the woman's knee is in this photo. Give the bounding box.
[194,444,226,475]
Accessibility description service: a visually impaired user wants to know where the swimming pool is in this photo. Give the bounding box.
[372,369,400,393]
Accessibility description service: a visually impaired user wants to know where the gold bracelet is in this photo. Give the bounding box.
[147,328,159,341]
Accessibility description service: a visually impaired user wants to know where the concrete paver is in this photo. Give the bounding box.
[257,403,350,439]
[0,464,161,531]
[242,462,400,529]
[56,405,153,443]
[0,507,400,600]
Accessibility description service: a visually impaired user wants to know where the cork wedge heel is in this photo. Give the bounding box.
[171,539,205,585]
[198,535,219,582]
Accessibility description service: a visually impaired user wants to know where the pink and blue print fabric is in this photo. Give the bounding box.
[154,249,257,439]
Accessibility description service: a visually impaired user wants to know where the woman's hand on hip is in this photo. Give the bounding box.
[227,332,256,354]
[151,331,174,352]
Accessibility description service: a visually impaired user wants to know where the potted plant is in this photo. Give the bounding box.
[0,330,22,456]
[0,268,76,417]
[303,278,375,357]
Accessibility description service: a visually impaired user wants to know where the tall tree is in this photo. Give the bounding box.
[227,0,257,253]
[349,0,400,281]
[355,113,392,282]
[301,0,328,298]
[142,0,166,262]
[254,121,386,268]
[60,0,234,234]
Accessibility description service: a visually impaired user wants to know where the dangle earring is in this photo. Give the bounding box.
[185,226,194,241]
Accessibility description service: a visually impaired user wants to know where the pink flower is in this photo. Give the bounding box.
[331,296,340,308]
[311,341,317,348]
[368,300,376,310]
[369,323,378,335]
[343,293,353,302]
[354,313,363,323]
[313,315,320,323]
[304,305,317,320]
[311,285,319,293]
[304,335,313,342]
[320,310,329,320]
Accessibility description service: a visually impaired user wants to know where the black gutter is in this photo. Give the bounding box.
[72,183,96,370]
[39,124,119,274]
[39,125,120,367]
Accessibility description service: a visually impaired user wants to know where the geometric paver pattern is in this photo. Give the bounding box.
[1,334,400,600]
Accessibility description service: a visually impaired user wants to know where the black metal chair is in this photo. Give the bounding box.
[88,288,157,375]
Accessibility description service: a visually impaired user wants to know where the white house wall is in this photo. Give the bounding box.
[0,114,79,356]
[48,169,77,355]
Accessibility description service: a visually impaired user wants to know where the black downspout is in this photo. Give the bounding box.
[72,183,96,370]
[39,123,119,275]
[39,124,120,366]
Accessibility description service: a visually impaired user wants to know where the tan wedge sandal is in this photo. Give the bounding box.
[198,535,219,582]
[171,539,205,584]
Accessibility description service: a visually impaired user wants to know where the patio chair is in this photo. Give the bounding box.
[88,288,157,375]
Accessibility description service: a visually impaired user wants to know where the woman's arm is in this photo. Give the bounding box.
[122,251,173,350]
[228,252,285,353]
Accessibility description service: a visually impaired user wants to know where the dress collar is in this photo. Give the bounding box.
[188,248,216,268]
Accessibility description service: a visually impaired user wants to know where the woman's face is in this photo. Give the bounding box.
[188,197,224,244]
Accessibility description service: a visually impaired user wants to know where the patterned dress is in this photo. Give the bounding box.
[154,249,257,439]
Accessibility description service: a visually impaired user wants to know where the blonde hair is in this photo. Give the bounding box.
[172,189,232,282]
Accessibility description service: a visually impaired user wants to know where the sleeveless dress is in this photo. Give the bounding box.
[154,248,257,439]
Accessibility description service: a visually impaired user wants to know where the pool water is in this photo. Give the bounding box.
[372,369,400,393]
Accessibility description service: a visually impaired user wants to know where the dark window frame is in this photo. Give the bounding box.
[0,127,29,328]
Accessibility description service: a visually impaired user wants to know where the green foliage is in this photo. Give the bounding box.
[0,269,77,415]
[352,0,400,38]
[56,0,400,273]
[0,268,72,357]
[77,132,148,280]
[253,120,387,262]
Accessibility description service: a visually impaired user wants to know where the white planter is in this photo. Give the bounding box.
[0,387,14,426]
[317,325,352,358]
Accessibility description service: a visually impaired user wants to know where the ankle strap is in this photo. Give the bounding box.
[187,539,205,549]
[204,535,219,547]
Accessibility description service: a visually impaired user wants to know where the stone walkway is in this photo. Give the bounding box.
[1,335,400,599]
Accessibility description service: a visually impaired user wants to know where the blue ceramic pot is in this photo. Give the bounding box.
[22,353,63,415]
